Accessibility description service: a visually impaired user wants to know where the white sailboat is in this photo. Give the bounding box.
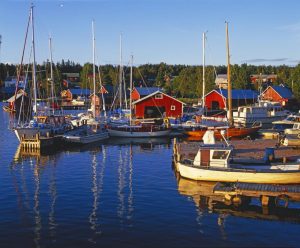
[14,6,71,142]
[63,20,108,144]
[107,55,171,137]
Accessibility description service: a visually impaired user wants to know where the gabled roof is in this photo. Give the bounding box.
[208,89,258,99]
[69,88,91,95]
[265,85,293,99]
[132,90,185,105]
[101,85,114,93]
[134,87,161,96]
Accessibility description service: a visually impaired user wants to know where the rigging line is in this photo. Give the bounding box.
[12,7,32,112]
[18,45,33,126]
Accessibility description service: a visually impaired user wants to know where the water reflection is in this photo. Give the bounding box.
[175,173,300,224]
[89,145,105,243]
[11,145,61,247]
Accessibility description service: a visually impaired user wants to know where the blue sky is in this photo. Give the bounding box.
[1,0,300,66]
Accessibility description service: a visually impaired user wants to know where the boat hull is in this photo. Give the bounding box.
[63,131,109,144]
[108,128,171,137]
[184,125,261,139]
[175,162,300,184]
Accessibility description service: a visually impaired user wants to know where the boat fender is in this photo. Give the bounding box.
[164,118,170,127]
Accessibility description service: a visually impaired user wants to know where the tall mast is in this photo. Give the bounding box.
[202,32,206,108]
[49,36,54,115]
[226,21,232,126]
[119,34,122,110]
[98,65,106,116]
[92,20,96,118]
[31,4,37,115]
[129,55,133,125]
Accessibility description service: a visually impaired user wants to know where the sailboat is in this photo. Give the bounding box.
[107,55,171,137]
[62,20,108,144]
[108,34,130,126]
[14,5,71,142]
[184,23,261,139]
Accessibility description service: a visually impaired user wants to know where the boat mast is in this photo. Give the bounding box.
[226,21,232,126]
[98,65,106,117]
[129,55,133,125]
[119,34,123,110]
[49,36,54,115]
[92,20,96,118]
[202,32,206,108]
[31,4,37,115]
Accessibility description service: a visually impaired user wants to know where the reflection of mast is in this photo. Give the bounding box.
[117,145,134,227]
[33,163,41,248]
[48,159,57,240]
[128,144,133,220]
[117,147,126,228]
[89,145,106,240]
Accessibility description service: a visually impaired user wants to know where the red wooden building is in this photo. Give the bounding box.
[132,91,184,118]
[260,85,293,106]
[131,87,161,101]
[204,89,258,110]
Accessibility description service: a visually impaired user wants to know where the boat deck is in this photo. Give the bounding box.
[174,138,300,161]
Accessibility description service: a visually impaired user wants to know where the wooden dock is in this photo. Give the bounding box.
[20,133,59,150]
[213,182,300,207]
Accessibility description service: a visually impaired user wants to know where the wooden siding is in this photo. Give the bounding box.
[134,93,183,118]
[131,88,141,101]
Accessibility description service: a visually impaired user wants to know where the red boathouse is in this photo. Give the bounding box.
[132,91,184,118]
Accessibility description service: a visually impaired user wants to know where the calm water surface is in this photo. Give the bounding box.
[1,104,300,248]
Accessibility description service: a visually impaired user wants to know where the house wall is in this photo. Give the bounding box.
[261,88,282,102]
[205,91,257,110]
[205,91,226,110]
[134,94,183,118]
[131,89,141,101]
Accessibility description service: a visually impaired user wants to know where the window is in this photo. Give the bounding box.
[155,94,163,99]
[212,150,229,160]
[171,105,176,111]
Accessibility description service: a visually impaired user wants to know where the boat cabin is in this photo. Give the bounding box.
[193,145,232,168]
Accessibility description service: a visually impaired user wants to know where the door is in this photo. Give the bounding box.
[144,106,166,118]
[201,150,210,167]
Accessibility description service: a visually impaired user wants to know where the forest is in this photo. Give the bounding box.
[1,60,300,103]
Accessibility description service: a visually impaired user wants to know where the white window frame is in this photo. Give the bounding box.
[155,93,163,99]
[171,105,176,111]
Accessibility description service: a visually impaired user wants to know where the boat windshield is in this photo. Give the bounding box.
[212,150,230,160]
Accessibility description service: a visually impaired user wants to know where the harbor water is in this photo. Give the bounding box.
[1,103,300,248]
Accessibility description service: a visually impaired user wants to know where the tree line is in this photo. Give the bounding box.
[1,60,300,102]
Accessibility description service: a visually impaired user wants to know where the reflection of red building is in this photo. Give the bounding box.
[133,90,184,119]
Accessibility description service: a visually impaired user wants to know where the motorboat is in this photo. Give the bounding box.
[174,130,300,184]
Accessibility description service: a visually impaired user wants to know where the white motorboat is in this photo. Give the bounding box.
[233,101,290,128]
[174,131,300,184]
